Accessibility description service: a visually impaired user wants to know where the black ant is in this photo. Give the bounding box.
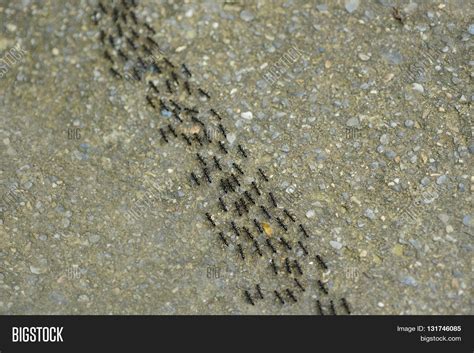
[242,226,253,240]
[170,100,181,111]
[159,128,168,143]
[112,7,119,22]
[244,290,254,305]
[136,56,146,69]
[163,57,175,68]
[151,61,161,73]
[286,289,297,303]
[283,209,295,222]
[203,129,212,143]
[225,179,235,193]
[234,201,242,217]
[230,173,240,188]
[294,278,305,292]
[284,258,292,274]
[167,125,177,137]
[142,45,153,56]
[276,217,288,232]
[121,12,127,23]
[220,179,228,194]
[299,224,309,238]
[109,68,122,79]
[218,123,227,138]
[316,300,324,315]
[266,239,276,254]
[341,298,351,314]
[258,168,269,182]
[131,29,139,39]
[239,198,248,213]
[202,167,211,183]
[127,37,137,51]
[171,71,179,84]
[218,141,228,154]
[173,111,183,123]
[205,212,216,227]
[165,79,173,94]
[237,144,247,158]
[108,35,116,48]
[244,191,255,205]
[218,232,228,247]
[181,133,192,146]
[256,284,264,299]
[315,255,328,270]
[191,116,205,127]
[260,205,271,219]
[99,30,106,45]
[251,181,261,196]
[297,241,308,255]
[218,197,227,212]
[129,10,138,25]
[159,99,170,112]
[104,50,113,64]
[210,108,222,120]
[184,81,191,95]
[193,133,203,146]
[196,153,206,166]
[293,260,303,275]
[118,49,128,61]
[98,1,107,14]
[184,107,199,114]
[253,219,263,234]
[237,244,245,260]
[190,172,200,186]
[329,300,337,315]
[279,237,292,250]
[317,280,328,295]
[145,96,155,109]
[268,192,278,208]
[116,23,123,37]
[132,68,141,81]
[182,63,192,77]
[254,240,262,257]
[274,290,285,304]
[232,162,244,175]
[144,23,156,34]
[198,88,210,99]
[270,259,278,275]
[213,156,222,171]
[148,81,159,94]
[230,221,240,237]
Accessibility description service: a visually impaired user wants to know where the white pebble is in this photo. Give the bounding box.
[241,111,253,120]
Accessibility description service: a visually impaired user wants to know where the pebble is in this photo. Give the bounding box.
[468,24,474,35]
[226,133,236,144]
[330,240,343,250]
[401,276,417,286]
[412,83,424,93]
[462,215,472,227]
[379,134,389,145]
[358,53,370,61]
[346,117,359,127]
[345,0,360,13]
[404,120,414,128]
[364,208,376,220]
[241,111,253,120]
[240,10,255,22]
[446,225,454,233]
[88,233,100,244]
[436,175,447,185]
[306,210,315,218]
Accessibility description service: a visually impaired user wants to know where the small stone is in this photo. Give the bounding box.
[446,225,454,233]
[438,214,449,224]
[436,175,447,185]
[227,133,236,144]
[241,111,253,120]
[364,208,376,220]
[346,117,359,127]
[345,0,360,13]
[358,53,370,61]
[88,233,100,244]
[240,10,255,22]
[412,83,424,93]
[330,240,343,250]
[306,210,315,218]
[379,134,389,145]
[401,276,417,286]
[468,24,474,35]
[404,120,414,128]
[462,215,472,227]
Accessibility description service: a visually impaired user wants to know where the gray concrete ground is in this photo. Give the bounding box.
[0,0,472,314]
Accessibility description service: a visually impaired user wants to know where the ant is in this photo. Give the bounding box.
[181,133,192,146]
[297,241,308,255]
[266,239,276,254]
[127,37,137,51]
[316,300,324,315]
[299,224,309,238]
[244,191,255,205]
[242,227,254,240]
[144,23,156,34]
[317,280,328,295]
[239,198,248,213]
[218,141,228,154]
[145,96,155,109]
[268,192,278,208]
[260,205,271,219]
[254,240,262,257]
[341,298,351,314]
[251,181,261,196]
[315,255,328,270]
[276,217,288,232]
[286,289,297,303]
[202,167,211,183]
[184,81,191,95]
[234,201,243,217]
[159,128,168,143]
[163,57,175,68]
[109,68,122,79]
[255,284,264,299]
[104,50,113,64]
[210,109,222,120]
[283,209,295,223]
[196,153,206,166]
[232,162,244,175]
[237,144,247,158]
[270,259,278,275]
[218,123,227,138]
[205,212,216,227]
[258,168,269,182]
[230,221,240,237]
[218,197,228,212]
[182,63,192,77]
[285,258,292,274]
[253,219,263,234]
[293,260,303,275]
[329,300,337,315]
[294,278,305,292]
[198,88,210,99]
[213,156,222,171]
[237,244,245,260]
[274,290,285,304]
[190,172,200,186]
[244,290,254,305]
[279,237,292,250]
[148,81,159,94]
[218,232,228,247]
[167,125,177,137]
